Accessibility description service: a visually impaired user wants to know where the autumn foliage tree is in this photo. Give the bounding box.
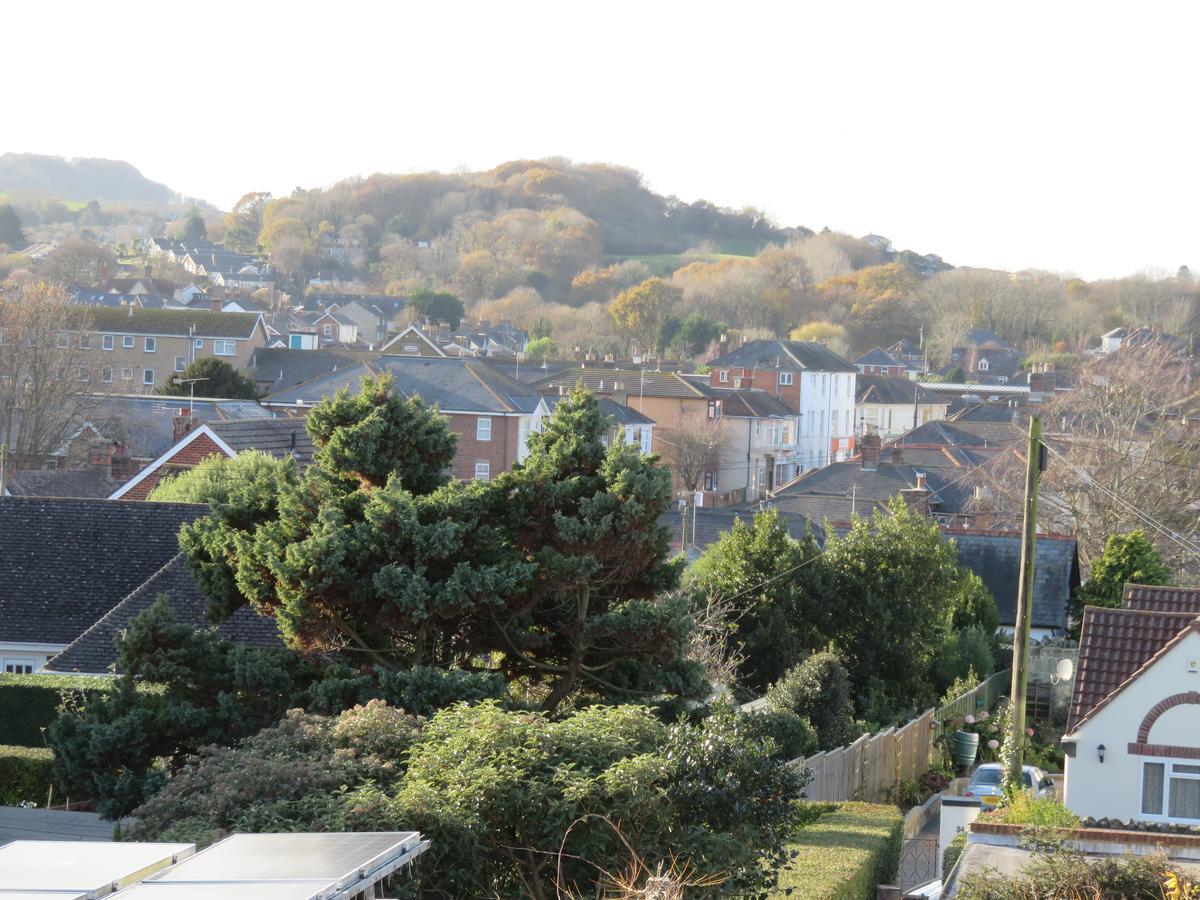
[609,276,681,356]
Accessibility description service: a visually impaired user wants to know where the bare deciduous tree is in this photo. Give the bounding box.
[658,415,729,493]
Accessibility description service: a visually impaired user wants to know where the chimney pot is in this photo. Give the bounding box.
[860,431,882,471]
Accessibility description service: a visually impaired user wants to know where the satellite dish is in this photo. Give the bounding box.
[1056,658,1075,681]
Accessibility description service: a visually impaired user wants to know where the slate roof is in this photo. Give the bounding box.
[539,395,654,426]
[770,461,973,525]
[946,402,1024,423]
[249,347,378,392]
[853,347,903,368]
[87,308,264,339]
[1067,606,1199,733]
[209,419,315,466]
[82,394,272,460]
[0,497,206,644]
[895,418,1024,450]
[659,504,813,553]
[856,374,942,406]
[531,368,704,400]
[962,327,1015,350]
[707,339,858,373]
[266,355,542,414]
[3,468,114,499]
[44,554,283,674]
[677,376,798,417]
[881,444,991,471]
[949,531,1079,631]
[1122,584,1200,614]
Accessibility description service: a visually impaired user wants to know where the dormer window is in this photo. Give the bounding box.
[719,370,729,383]
[977,359,990,372]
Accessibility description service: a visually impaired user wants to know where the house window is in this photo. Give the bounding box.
[144,337,157,352]
[476,417,492,441]
[77,365,89,382]
[707,400,721,419]
[474,460,490,481]
[102,334,114,351]
[832,410,839,433]
[56,333,69,349]
[120,367,134,381]
[403,343,419,353]
[122,336,135,349]
[1142,761,1200,821]
[175,356,186,372]
[779,371,793,386]
[704,472,717,491]
[3,660,34,675]
[78,334,91,350]
[142,368,155,386]
[101,367,113,384]
[323,324,333,337]
[719,370,729,383]
[214,340,236,356]
[194,338,204,350]
[977,359,990,372]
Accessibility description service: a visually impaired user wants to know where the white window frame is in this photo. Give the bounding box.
[2,659,35,675]
[120,367,134,381]
[719,370,729,383]
[174,356,186,373]
[78,334,91,350]
[56,333,69,349]
[476,417,492,441]
[122,335,135,349]
[323,324,333,337]
[142,367,155,386]
[144,337,157,352]
[214,340,236,356]
[194,338,204,350]
[101,367,113,384]
[102,334,114,351]
[474,460,491,481]
[778,371,794,386]
[978,359,990,372]
[1140,758,1200,824]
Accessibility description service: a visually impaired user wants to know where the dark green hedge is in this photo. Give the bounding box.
[0,674,115,748]
[0,744,55,805]
[772,802,905,899]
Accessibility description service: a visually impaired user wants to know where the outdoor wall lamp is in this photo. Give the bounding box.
[1098,744,1106,764]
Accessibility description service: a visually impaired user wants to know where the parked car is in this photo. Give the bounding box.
[962,763,1055,808]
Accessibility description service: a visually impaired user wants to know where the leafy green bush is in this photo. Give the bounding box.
[305,665,507,717]
[957,848,1192,899]
[772,802,904,899]
[0,674,114,747]
[0,744,55,805]
[942,831,967,879]
[745,709,817,761]
[981,794,1079,829]
[766,651,860,751]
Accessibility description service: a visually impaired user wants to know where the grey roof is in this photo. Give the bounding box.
[45,554,283,674]
[82,394,273,460]
[896,417,1024,450]
[531,368,704,399]
[209,418,315,466]
[770,461,974,524]
[540,395,654,426]
[962,327,1014,349]
[267,355,542,414]
[879,444,991,471]
[855,374,941,405]
[707,339,857,373]
[0,497,206,644]
[677,376,798,417]
[659,504,813,553]
[946,401,1025,423]
[88,308,263,339]
[249,347,378,391]
[949,531,1079,630]
[4,468,114,499]
[853,347,903,368]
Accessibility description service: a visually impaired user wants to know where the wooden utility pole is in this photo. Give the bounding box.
[1008,415,1042,787]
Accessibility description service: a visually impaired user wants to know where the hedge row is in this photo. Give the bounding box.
[0,744,55,806]
[0,673,115,748]
[772,802,905,899]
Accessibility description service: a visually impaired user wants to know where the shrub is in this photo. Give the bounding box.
[981,794,1079,829]
[745,709,817,761]
[773,802,904,899]
[942,831,967,880]
[0,674,114,747]
[0,744,55,805]
[766,652,860,751]
[957,848,1194,899]
[305,664,508,717]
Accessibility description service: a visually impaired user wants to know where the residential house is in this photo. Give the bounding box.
[1098,326,1189,357]
[79,308,268,392]
[855,374,949,441]
[263,355,542,482]
[0,497,207,672]
[943,327,1025,385]
[378,323,448,357]
[43,553,282,675]
[249,346,378,394]
[1062,585,1200,824]
[706,339,859,468]
[452,321,530,357]
[888,338,927,376]
[310,295,408,345]
[853,347,908,377]
[111,416,316,500]
[950,531,1079,637]
[531,395,654,455]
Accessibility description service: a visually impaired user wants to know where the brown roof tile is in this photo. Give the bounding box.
[1123,584,1200,614]
[1067,606,1199,733]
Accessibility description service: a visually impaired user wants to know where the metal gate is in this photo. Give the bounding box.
[898,838,939,889]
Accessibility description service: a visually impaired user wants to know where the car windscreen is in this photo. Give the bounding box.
[972,768,1003,786]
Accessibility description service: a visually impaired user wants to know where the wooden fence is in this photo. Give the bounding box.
[790,669,1011,803]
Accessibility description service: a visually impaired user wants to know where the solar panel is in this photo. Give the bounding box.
[0,893,90,900]
[148,832,424,888]
[108,882,334,900]
[0,841,193,893]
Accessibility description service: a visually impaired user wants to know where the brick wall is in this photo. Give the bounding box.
[118,433,228,500]
[445,412,521,482]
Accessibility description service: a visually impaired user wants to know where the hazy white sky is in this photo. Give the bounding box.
[6,2,1198,278]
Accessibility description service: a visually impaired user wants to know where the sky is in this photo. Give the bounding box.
[5,2,1199,279]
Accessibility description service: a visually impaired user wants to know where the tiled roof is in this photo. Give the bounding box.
[531,368,704,400]
[659,504,813,553]
[896,418,1024,449]
[949,531,1079,631]
[4,468,114,499]
[707,339,858,373]
[856,374,942,406]
[0,497,207,644]
[771,461,973,523]
[540,395,654,426]
[1067,606,1199,733]
[45,554,283,674]
[83,394,272,460]
[676,376,797,417]
[209,419,315,466]
[249,347,378,391]
[853,347,903,368]
[87,308,263,339]
[947,402,1025,423]
[881,444,990,471]
[1123,584,1200,614]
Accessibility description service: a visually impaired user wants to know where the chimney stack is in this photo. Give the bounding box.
[891,445,903,464]
[210,295,223,313]
[88,443,114,482]
[173,408,196,443]
[901,471,932,516]
[860,431,882,471]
